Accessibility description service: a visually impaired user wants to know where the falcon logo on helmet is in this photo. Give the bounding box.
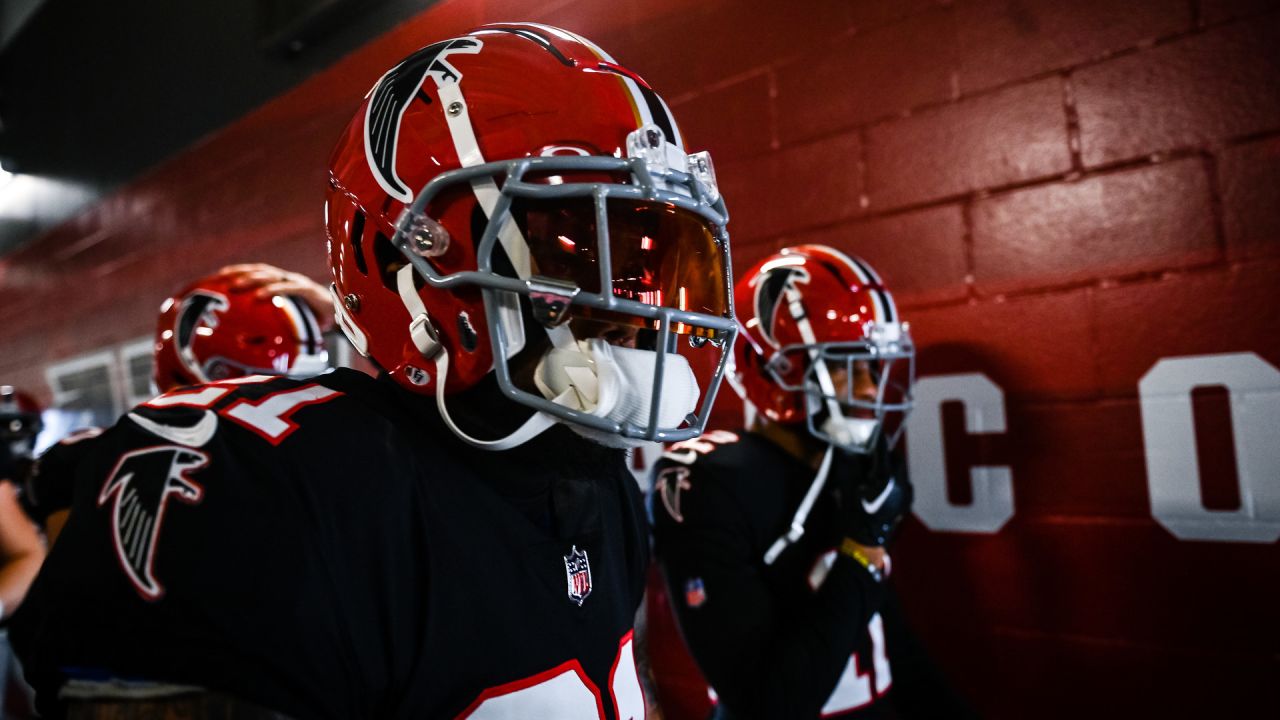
[365,37,483,202]
[751,264,810,351]
[174,290,231,381]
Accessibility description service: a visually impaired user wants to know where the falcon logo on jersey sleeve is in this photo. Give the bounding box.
[563,545,592,607]
[656,465,692,523]
[97,446,209,600]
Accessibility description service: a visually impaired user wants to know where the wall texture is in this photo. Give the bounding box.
[1,0,1277,717]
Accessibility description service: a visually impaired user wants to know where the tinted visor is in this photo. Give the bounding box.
[511,197,728,337]
[771,344,912,409]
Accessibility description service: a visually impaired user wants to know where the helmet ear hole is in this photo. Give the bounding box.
[350,209,369,275]
[372,230,408,292]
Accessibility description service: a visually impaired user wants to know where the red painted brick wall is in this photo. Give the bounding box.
[2,0,1277,716]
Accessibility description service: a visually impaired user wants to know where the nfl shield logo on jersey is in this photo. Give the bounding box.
[564,545,592,606]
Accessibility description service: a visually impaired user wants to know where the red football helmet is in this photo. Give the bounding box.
[152,268,329,392]
[325,23,735,447]
[734,245,914,452]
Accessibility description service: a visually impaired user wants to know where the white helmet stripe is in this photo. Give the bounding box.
[868,286,887,324]
[275,296,311,355]
[435,79,528,359]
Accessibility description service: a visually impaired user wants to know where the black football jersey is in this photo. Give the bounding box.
[11,368,650,720]
[650,430,893,720]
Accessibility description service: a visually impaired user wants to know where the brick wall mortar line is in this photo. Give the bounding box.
[1085,285,1104,403]
[1062,72,1083,172]
[1223,127,1280,148]
[752,238,1265,317]
[1202,151,1230,264]
[960,198,977,300]
[665,66,774,107]
[856,126,870,212]
[891,255,1257,314]
[766,69,780,152]
[971,259,1227,303]
[771,10,1280,154]
[780,151,1151,232]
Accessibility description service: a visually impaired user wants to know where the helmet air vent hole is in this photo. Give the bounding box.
[457,312,479,352]
[372,230,407,293]
[351,210,368,275]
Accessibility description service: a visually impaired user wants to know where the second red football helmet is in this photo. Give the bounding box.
[734,245,914,452]
[152,268,329,392]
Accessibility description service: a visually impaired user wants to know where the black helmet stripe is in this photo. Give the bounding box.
[636,84,677,148]
[871,287,896,323]
[486,27,575,67]
[285,296,320,355]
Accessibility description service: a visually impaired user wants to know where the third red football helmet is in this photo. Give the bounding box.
[734,245,914,452]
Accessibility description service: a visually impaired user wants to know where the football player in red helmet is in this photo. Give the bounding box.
[650,245,974,719]
[13,24,731,719]
[11,263,332,538]
[152,265,331,391]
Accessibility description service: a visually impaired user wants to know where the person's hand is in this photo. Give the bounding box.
[837,444,912,548]
[219,263,333,330]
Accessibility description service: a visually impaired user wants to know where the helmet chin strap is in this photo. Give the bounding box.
[763,443,834,565]
[385,79,562,450]
[785,283,849,444]
[395,265,573,451]
[438,80,527,357]
[762,284,848,565]
[432,351,573,451]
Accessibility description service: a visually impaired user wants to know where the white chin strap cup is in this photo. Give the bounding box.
[533,334,700,449]
[820,414,878,452]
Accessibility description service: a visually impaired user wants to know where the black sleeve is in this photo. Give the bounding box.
[652,460,885,720]
[19,432,99,525]
[622,465,652,615]
[880,586,981,720]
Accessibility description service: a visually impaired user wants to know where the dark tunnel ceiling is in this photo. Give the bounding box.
[0,0,434,256]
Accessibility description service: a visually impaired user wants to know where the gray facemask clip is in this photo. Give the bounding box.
[525,276,581,328]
